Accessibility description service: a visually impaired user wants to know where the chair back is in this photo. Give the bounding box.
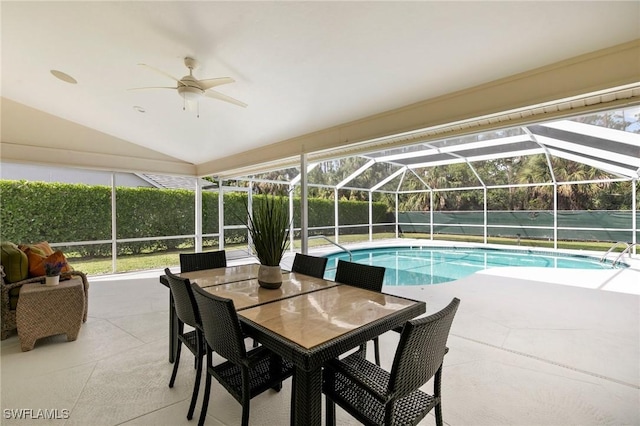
[389,298,460,399]
[180,250,227,273]
[291,253,328,278]
[334,259,385,292]
[192,284,247,364]
[164,268,201,328]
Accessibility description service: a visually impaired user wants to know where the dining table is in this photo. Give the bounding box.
[160,263,276,362]
[159,264,426,425]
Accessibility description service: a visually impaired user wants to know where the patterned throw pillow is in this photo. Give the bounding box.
[19,242,72,277]
[18,241,54,257]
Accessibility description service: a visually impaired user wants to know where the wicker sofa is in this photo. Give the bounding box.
[0,243,90,340]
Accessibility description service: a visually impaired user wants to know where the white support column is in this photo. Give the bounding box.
[632,178,637,254]
[195,179,202,252]
[334,188,339,243]
[395,192,399,238]
[553,183,558,249]
[429,190,434,240]
[289,184,295,252]
[247,181,253,255]
[483,187,488,245]
[111,172,117,273]
[218,178,224,250]
[368,191,373,241]
[300,153,309,254]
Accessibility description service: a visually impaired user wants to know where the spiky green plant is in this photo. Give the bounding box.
[245,196,290,266]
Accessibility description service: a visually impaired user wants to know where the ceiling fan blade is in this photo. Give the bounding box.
[204,90,247,108]
[128,86,176,91]
[198,77,235,90]
[138,63,185,86]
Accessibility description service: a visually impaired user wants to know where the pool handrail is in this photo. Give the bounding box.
[309,236,353,262]
[600,241,629,264]
[612,243,638,268]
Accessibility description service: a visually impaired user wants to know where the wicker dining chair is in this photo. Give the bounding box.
[180,250,227,273]
[171,250,229,353]
[191,284,294,426]
[323,297,460,426]
[291,253,328,278]
[163,268,205,421]
[334,259,386,365]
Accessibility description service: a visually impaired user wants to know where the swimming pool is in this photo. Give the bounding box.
[323,246,624,286]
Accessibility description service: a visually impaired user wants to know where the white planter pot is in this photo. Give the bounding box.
[45,275,60,286]
[258,265,282,289]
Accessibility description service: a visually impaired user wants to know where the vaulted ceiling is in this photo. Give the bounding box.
[2,1,639,178]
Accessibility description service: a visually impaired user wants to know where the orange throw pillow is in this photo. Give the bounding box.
[22,246,72,277]
[19,241,55,257]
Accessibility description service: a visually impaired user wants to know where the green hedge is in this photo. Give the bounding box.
[0,181,112,254]
[0,181,389,257]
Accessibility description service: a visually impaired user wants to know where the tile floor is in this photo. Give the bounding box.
[1,242,639,425]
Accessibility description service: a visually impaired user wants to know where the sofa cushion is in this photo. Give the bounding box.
[1,242,29,283]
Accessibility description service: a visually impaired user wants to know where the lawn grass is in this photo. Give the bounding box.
[70,233,625,276]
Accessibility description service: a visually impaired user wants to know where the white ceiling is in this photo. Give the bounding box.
[2,1,639,176]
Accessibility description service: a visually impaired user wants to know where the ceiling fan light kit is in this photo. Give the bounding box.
[177,85,204,101]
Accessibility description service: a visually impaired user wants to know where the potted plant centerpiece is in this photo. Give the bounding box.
[44,261,65,286]
[244,195,290,289]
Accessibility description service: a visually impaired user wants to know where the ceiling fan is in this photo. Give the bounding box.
[132,57,247,109]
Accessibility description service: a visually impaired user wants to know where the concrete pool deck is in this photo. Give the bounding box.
[1,240,638,425]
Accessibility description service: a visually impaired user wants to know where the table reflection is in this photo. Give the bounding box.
[239,286,417,349]
[200,272,338,310]
[181,264,261,287]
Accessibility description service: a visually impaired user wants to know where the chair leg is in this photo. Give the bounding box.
[170,322,185,388]
[241,403,250,426]
[434,365,443,426]
[325,395,336,426]
[169,340,182,388]
[373,337,381,366]
[356,343,367,359]
[169,294,176,363]
[290,373,297,420]
[324,366,336,426]
[197,351,213,426]
[187,333,204,420]
[269,354,283,392]
[241,369,251,426]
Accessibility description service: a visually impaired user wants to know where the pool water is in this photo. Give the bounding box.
[323,246,622,286]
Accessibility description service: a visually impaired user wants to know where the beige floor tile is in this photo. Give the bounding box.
[2,250,638,425]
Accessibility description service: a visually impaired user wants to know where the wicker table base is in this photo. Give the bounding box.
[16,277,85,351]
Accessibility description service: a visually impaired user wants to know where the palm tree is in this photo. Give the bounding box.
[518,154,612,210]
